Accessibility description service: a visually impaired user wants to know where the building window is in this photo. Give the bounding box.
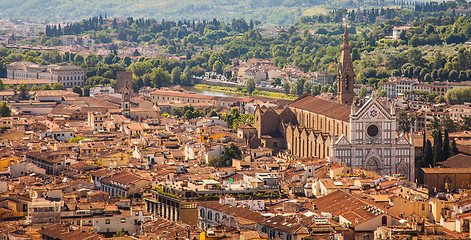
[200,209,205,218]
[382,216,387,226]
[105,219,110,224]
[208,210,212,220]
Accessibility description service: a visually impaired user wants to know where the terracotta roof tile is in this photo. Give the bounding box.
[288,94,352,122]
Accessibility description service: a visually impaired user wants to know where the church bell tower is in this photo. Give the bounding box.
[121,82,131,117]
[337,26,354,105]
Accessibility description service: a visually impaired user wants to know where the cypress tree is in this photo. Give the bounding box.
[432,130,443,165]
[421,131,426,167]
[442,129,450,160]
[424,140,433,167]
[450,139,458,156]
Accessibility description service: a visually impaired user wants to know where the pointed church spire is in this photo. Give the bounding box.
[343,25,350,48]
[337,24,354,105]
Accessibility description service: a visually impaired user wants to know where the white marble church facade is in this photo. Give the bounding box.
[331,98,415,180]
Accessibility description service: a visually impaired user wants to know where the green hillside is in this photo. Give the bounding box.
[0,0,350,25]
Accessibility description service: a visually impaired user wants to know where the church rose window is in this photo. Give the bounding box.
[367,124,379,138]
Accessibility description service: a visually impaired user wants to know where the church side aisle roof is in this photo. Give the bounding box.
[288,93,353,122]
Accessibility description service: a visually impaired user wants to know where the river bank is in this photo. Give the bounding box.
[191,84,296,100]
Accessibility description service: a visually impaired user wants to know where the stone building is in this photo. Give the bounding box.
[7,61,85,87]
[250,26,415,179]
[331,98,415,180]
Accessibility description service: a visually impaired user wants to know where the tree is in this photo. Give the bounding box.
[123,56,132,66]
[207,156,222,167]
[0,102,11,117]
[221,144,242,166]
[113,231,127,237]
[303,81,313,94]
[283,82,290,95]
[85,53,99,67]
[83,86,90,97]
[69,136,84,143]
[432,130,443,165]
[246,78,256,94]
[127,62,152,77]
[397,111,415,133]
[311,84,321,96]
[449,70,459,81]
[424,139,433,167]
[421,131,426,167]
[207,110,218,117]
[450,139,458,156]
[376,90,387,97]
[445,86,471,105]
[357,86,368,99]
[171,66,182,85]
[72,86,83,96]
[212,60,223,74]
[74,54,84,63]
[272,77,282,86]
[17,84,28,100]
[40,84,52,90]
[427,116,441,133]
[51,82,64,90]
[149,67,171,88]
[207,144,241,167]
[443,129,450,161]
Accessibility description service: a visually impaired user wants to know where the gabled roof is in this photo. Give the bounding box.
[352,97,392,120]
[198,201,266,223]
[313,190,390,226]
[288,94,352,122]
[438,154,471,168]
[100,171,147,185]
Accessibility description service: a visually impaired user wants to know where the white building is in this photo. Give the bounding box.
[381,77,419,98]
[90,85,120,97]
[449,104,471,122]
[219,196,265,211]
[204,144,225,164]
[7,62,85,87]
[392,26,410,40]
[27,198,62,225]
[40,129,75,142]
[331,98,415,180]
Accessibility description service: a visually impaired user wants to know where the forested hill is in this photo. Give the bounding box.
[1,0,379,25]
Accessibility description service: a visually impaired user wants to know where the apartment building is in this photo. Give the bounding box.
[150,89,235,108]
[27,198,61,225]
[144,190,198,226]
[98,171,150,198]
[450,104,471,121]
[7,61,85,87]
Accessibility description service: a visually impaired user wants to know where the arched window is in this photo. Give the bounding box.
[200,208,205,218]
[208,210,212,220]
[382,216,387,226]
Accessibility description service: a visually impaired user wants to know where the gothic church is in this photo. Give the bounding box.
[251,27,414,179]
